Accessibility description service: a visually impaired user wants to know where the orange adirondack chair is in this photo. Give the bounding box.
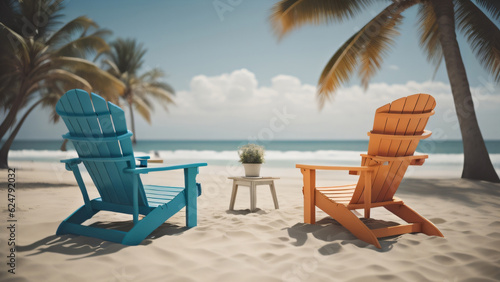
[296,93,444,248]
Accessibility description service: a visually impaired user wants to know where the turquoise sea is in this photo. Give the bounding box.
[7,140,500,170]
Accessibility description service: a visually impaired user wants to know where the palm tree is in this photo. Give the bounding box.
[102,38,175,144]
[0,0,125,168]
[270,0,500,182]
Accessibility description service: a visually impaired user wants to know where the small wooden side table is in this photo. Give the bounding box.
[228,177,279,212]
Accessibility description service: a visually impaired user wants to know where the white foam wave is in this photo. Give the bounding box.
[9,150,78,160]
[8,149,500,166]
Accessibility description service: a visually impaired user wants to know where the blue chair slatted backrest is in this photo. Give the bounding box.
[56,89,148,207]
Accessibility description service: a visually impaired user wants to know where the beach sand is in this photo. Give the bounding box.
[1,161,499,281]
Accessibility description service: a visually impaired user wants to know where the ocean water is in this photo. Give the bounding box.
[6,139,500,170]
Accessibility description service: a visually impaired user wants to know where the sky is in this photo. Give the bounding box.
[9,0,500,140]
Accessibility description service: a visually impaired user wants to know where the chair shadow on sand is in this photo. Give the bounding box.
[286,217,401,253]
[17,221,188,259]
[225,208,268,215]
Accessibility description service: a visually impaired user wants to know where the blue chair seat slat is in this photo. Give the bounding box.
[146,199,177,207]
[145,190,181,197]
[147,194,176,201]
[144,185,185,192]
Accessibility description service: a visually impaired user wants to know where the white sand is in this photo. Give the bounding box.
[1,161,499,281]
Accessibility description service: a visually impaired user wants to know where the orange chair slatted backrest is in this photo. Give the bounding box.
[350,94,436,205]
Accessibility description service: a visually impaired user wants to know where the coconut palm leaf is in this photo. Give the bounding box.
[317,2,410,107]
[270,0,379,38]
[145,87,175,111]
[46,16,99,47]
[51,57,125,98]
[53,34,109,58]
[417,3,443,78]
[132,95,152,124]
[18,0,64,39]
[139,68,165,82]
[101,58,121,77]
[358,12,403,89]
[455,0,500,81]
[475,0,500,21]
[0,22,29,61]
[36,69,93,92]
[140,68,176,95]
[109,38,147,75]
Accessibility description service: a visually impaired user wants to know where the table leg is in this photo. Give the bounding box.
[270,182,279,209]
[229,182,238,210]
[250,182,257,212]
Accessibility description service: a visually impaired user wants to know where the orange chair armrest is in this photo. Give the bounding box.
[296,164,377,172]
[360,154,428,165]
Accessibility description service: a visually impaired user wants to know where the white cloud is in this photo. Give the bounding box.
[131,69,500,140]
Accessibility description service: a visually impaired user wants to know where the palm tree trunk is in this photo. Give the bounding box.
[0,99,43,169]
[128,101,137,144]
[432,0,499,182]
[60,139,68,151]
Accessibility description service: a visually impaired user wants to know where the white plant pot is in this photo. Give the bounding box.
[243,163,261,177]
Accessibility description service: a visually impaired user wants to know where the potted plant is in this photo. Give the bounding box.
[238,143,265,177]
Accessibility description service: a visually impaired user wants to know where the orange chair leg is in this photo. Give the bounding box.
[301,168,316,224]
[315,192,381,248]
[385,203,444,237]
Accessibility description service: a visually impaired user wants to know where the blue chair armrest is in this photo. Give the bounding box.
[135,156,151,160]
[135,156,151,167]
[123,163,207,174]
[61,158,82,165]
[61,158,82,170]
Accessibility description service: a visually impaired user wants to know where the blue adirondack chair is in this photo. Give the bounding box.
[55,89,207,245]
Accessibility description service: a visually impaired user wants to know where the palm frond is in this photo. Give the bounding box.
[149,81,175,95]
[139,68,165,81]
[46,16,99,47]
[53,34,109,58]
[131,96,151,124]
[475,0,500,21]
[146,87,175,111]
[30,69,93,92]
[317,1,414,107]
[270,0,379,39]
[359,13,403,88]
[102,58,122,78]
[0,0,18,27]
[417,3,443,78]
[0,22,29,60]
[19,0,65,39]
[52,56,126,98]
[139,68,176,94]
[456,0,500,81]
[109,38,147,75]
